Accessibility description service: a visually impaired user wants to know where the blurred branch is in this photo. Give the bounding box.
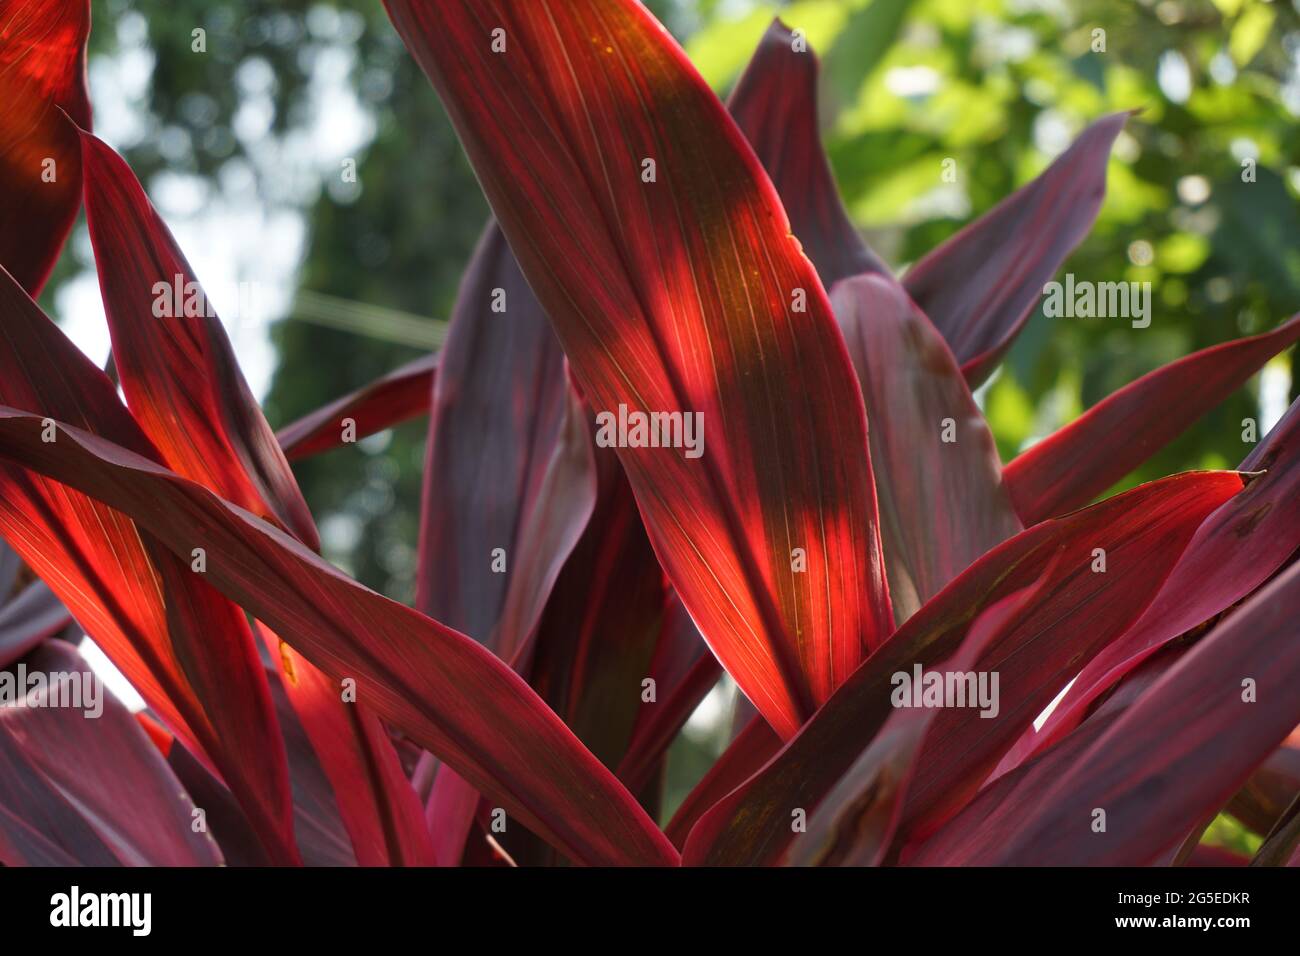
[287,290,447,350]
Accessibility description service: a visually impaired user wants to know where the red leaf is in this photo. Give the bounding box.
[617,595,722,795]
[422,388,595,862]
[984,560,1300,866]
[416,221,572,649]
[665,718,781,849]
[529,444,667,774]
[903,113,1129,386]
[276,352,437,461]
[0,580,69,669]
[908,649,1170,865]
[788,576,1047,866]
[261,627,436,866]
[681,472,1243,865]
[1003,393,1300,770]
[728,19,889,287]
[160,733,276,867]
[1229,743,1300,836]
[0,804,78,866]
[0,640,222,866]
[0,406,678,866]
[1005,312,1300,524]
[80,131,319,550]
[0,267,298,864]
[81,134,438,867]
[480,441,670,866]
[262,669,359,867]
[415,221,591,864]
[834,274,1021,622]
[383,0,892,738]
[0,0,91,294]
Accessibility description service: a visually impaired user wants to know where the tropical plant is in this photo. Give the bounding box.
[0,0,1297,867]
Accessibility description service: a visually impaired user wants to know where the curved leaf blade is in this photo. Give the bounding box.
[834,274,1021,623]
[0,266,298,864]
[276,353,437,461]
[728,19,889,286]
[0,0,91,294]
[903,113,1129,386]
[0,406,678,866]
[988,560,1300,866]
[681,472,1243,865]
[1003,393,1300,770]
[0,640,223,866]
[383,0,893,738]
[80,131,319,550]
[1005,312,1300,523]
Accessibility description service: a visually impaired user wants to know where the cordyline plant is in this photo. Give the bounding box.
[0,0,1298,869]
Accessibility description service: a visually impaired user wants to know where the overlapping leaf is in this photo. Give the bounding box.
[617,595,721,795]
[0,405,677,866]
[0,265,298,864]
[903,113,1129,386]
[0,640,222,866]
[383,0,893,739]
[909,649,1173,864]
[276,352,437,460]
[985,560,1300,865]
[262,628,436,866]
[834,274,1021,622]
[665,718,780,849]
[788,579,1045,866]
[82,134,442,867]
[418,222,589,864]
[681,472,1243,865]
[728,20,889,287]
[81,131,318,549]
[1005,312,1300,523]
[1004,393,1300,770]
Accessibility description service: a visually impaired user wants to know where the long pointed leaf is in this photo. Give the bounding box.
[0,0,90,294]
[789,577,1046,866]
[1003,392,1300,770]
[1005,312,1300,523]
[424,386,596,865]
[987,560,1300,865]
[276,353,437,460]
[0,406,677,866]
[909,648,1171,865]
[80,131,319,549]
[383,0,892,738]
[617,595,722,795]
[728,19,889,286]
[903,113,1129,386]
[82,134,440,867]
[834,274,1021,622]
[681,472,1243,865]
[0,266,298,864]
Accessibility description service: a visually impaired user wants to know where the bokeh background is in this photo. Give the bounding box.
[40,0,1300,840]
